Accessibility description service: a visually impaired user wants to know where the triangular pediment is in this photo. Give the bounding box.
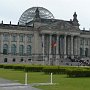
[39,20,79,31]
[50,20,72,29]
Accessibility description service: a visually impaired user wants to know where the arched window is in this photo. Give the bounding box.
[11,44,16,55]
[4,58,7,62]
[19,45,24,55]
[20,58,24,62]
[3,44,8,54]
[12,58,16,62]
[27,45,31,55]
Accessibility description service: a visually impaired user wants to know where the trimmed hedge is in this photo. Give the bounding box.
[43,66,66,74]
[0,64,44,72]
[12,65,25,70]
[0,64,4,68]
[25,66,43,72]
[3,64,13,69]
[1,64,90,77]
[67,68,90,77]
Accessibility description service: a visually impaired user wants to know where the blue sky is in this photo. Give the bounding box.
[0,0,90,30]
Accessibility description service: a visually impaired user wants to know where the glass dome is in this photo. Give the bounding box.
[18,7,54,25]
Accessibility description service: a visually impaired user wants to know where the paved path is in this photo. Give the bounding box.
[0,78,41,90]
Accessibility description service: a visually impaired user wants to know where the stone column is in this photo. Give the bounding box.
[64,35,67,58]
[56,35,59,65]
[71,35,74,58]
[49,34,52,65]
[83,38,85,57]
[17,34,19,54]
[74,36,78,56]
[1,34,3,53]
[77,36,80,57]
[24,35,27,55]
[88,38,90,57]
[42,34,45,65]
[75,37,78,56]
[9,34,11,54]
[49,34,52,54]
[56,35,59,55]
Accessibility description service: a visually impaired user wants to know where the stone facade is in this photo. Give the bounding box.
[0,7,90,66]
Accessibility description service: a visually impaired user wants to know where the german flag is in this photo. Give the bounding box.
[52,42,57,47]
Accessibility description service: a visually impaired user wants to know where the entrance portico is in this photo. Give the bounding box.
[41,33,80,64]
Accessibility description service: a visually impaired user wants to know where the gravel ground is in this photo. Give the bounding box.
[0,78,41,90]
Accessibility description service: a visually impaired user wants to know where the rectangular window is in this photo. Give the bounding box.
[27,34,32,43]
[12,34,17,42]
[80,38,84,45]
[19,45,24,55]
[19,34,24,42]
[3,33,9,41]
[85,39,88,45]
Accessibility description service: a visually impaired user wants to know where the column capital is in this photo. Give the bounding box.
[47,33,52,36]
[77,35,80,38]
[56,34,59,36]
[71,35,74,37]
[56,34,60,37]
[41,33,45,35]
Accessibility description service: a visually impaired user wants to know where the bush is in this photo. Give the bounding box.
[0,64,4,68]
[43,66,66,74]
[3,64,13,69]
[67,68,90,77]
[0,64,44,72]
[24,65,43,72]
[1,64,90,77]
[12,65,25,70]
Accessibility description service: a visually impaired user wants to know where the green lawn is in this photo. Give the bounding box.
[0,69,90,90]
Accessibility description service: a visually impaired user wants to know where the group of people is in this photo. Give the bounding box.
[70,57,90,66]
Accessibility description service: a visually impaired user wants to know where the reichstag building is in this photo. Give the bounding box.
[0,7,90,66]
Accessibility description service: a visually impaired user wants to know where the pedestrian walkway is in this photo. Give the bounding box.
[0,78,41,90]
